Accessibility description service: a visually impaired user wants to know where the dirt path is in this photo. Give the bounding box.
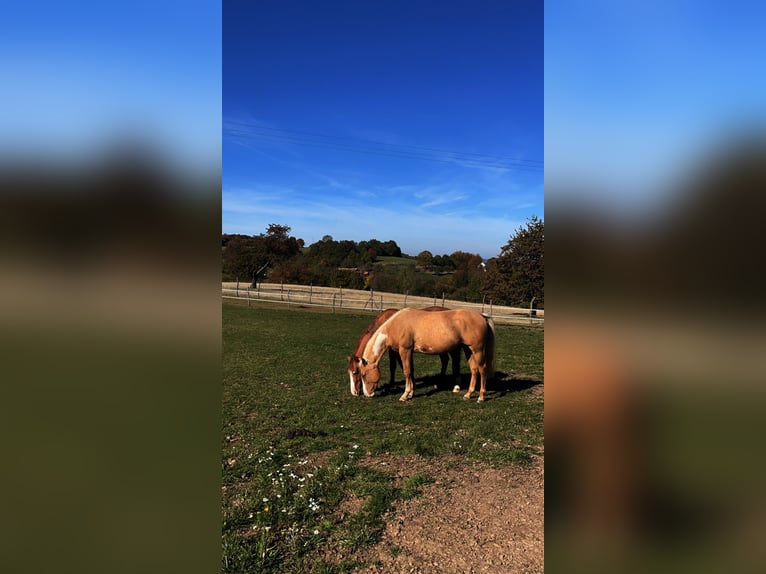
[353,455,544,573]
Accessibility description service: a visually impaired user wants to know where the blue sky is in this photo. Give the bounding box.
[10,1,761,258]
[1,1,221,172]
[223,1,543,259]
[545,1,766,214]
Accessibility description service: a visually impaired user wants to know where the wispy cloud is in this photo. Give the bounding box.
[223,176,531,258]
[222,121,542,256]
[415,188,469,209]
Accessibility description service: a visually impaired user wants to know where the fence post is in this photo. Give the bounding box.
[280,281,284,301]
[332,293,336,314]
[404,290,408,307]
[309,283,313,304]
[481,294,486,313]
[287,290,291,309]
[380,295,383,310]
[236,278,239,298]
[339,287,343,309]
[247,287,250,307]
[442,292,445,307]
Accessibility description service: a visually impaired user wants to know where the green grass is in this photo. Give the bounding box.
[222,301,543,572]
[375,256,417,266]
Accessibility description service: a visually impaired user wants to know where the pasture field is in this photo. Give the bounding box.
[374,255,417,266]
[222,301,543,572]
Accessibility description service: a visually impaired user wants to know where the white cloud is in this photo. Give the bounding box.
[223,162,541,257]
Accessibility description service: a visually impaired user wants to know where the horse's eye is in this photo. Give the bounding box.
[361,358,368,366]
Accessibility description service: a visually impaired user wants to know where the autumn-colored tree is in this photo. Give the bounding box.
[450,251,483,272]
[482,216,544,307]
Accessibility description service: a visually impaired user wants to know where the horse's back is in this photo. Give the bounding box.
[392,308,490,347]
[397,307,485,324]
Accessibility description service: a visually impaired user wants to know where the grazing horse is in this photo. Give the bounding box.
[347,307,464,396]
[358,308,495,402]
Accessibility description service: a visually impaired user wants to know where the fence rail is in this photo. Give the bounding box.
[222,282,543,326]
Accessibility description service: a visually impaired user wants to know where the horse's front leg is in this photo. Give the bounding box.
[399,349,415,401]
[478,365,487,403]
[476,349,489,403]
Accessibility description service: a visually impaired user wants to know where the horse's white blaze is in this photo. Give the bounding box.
[349,372,358,396]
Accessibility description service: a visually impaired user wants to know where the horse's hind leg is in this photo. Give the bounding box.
[450,348,462,392]
[464,349,485,402]
[399,350,415,401]
[464,356,478,401]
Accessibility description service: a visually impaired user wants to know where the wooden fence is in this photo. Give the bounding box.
[222,282,543,326]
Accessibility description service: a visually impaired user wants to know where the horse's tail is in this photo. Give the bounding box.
[484,316,496,380]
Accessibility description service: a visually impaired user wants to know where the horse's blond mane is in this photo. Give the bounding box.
[362,309,404,363]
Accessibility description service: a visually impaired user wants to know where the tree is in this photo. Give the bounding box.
[416,250,434,270]
[382,240,402,257]
[221,224,302,286]
[483,216,544,307]
[450,251,483,272]
[263,224,302,264]
[432,254,455,273]
[222,234,269,284]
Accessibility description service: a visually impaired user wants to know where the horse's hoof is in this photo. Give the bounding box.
[463,395,470,401]
[452,386,461,393]
[477,397,484,403]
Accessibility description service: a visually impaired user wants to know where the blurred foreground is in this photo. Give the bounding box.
[0,149,222,573]
[546,136,766,572]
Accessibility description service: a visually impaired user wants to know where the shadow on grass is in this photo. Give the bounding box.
[485,371,542,400]
[376,371,541,401]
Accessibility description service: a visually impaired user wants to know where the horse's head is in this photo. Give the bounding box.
[358,356,380,397]
[347,355,363,396]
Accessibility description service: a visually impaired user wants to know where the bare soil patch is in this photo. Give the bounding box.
[351,454,544,573]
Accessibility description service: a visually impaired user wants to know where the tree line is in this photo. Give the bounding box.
[222,217,543,308]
